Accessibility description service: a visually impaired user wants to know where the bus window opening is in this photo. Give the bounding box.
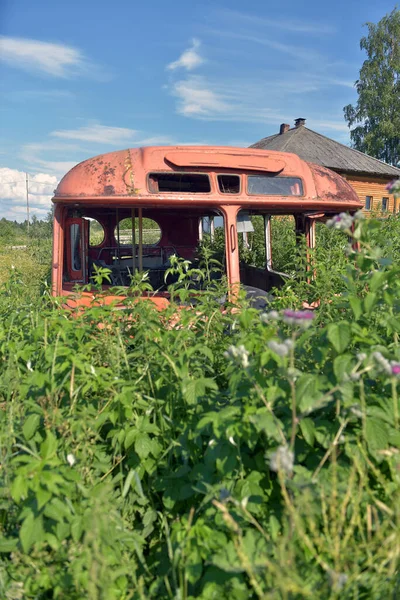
[248,175,303,196]
[148,173,211,193]
[218,174,240,194]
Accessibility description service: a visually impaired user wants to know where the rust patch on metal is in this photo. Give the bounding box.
[122,151,138,195]
[103,185,115,195]
[310,162,357,202]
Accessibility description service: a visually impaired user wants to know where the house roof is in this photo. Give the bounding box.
[250,124,400,178]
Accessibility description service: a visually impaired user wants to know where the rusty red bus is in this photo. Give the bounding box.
[51,146,362,309]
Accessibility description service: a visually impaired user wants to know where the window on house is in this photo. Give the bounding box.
[365,196,372,210]
[148,173,211,193]
[218,174,240,194]
[382,197,389,211]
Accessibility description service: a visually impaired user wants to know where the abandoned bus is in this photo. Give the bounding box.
[51,146,362,308]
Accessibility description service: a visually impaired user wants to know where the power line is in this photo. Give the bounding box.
[26,173,30,234]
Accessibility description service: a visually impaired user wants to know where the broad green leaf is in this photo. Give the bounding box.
[36,487,52,510]
[333,354,353,382]
[23,413,41,441]
[299,418,315,446]
[20,512,44,553]
[124,428,137,450]
[349,297,362,320]
[364,292,378,315]
[135,433,152,459]
[369,271,386,292]
[250,409,282,442]
[71,517,83,543]
[122,469,135,498]
[11,474,28,503]
[327,322,351,353]
[365,417,388,453]
[296,374,322,413]
[40,431,57,460]
[0,537,18,553]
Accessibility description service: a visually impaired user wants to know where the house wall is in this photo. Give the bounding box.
[340,173,397,214]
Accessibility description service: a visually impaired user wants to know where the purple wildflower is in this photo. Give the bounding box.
[282,309,315,328]
[386,179,400,197]
[391,363,400,376]
[326,212,354,231]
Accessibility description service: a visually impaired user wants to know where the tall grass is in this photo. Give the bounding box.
[0,215,399,599]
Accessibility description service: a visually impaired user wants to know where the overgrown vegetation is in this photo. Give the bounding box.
[0,212,400,599]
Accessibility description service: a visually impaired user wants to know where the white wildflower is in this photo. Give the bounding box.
[350,405,363,418]
[268,340,290,357]
[224,345,250,369]
[371,351,392,375]
[328,570,348,590]
[269,445,294,476]
[350,372,361,381]
[356,352,367,362]
[66,453,76,467]
[90,365,96,375]
[26,361,33,372]
[260,310,280,324]
[228,436,236,446]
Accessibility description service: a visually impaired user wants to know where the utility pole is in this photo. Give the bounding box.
[25,173,30,234]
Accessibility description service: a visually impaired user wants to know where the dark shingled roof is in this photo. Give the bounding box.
[250,125,400,178]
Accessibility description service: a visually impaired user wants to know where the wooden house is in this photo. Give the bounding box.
[251,119,400,213]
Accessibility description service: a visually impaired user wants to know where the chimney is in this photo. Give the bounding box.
[295,118,306,128]
[279,123,290,134]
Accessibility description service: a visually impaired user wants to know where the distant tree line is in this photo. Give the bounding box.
[0,212,53,243]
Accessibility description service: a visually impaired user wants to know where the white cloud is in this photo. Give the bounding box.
[51,123,140,145]
[171,76,229,116]
[167,39,204,71]
[0,36,98,78]
[0,167,58,221]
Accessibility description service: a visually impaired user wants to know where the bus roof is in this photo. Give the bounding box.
[52,146,362,212]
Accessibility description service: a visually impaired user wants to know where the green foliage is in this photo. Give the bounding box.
[0,216,400,599]
[343,8,400,165]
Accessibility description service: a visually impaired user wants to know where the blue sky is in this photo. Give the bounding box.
[0,0,396,220]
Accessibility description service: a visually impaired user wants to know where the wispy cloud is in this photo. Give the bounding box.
[206,29,322,64]
[51,123,175,146]
[169,74,350,128]
[0,36,102,78]
[51,123,139,145]
[167,39,204,71]
[19,123,177,178]
[215,9,336,35]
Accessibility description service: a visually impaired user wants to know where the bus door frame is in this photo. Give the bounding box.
[65,217,89,283]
